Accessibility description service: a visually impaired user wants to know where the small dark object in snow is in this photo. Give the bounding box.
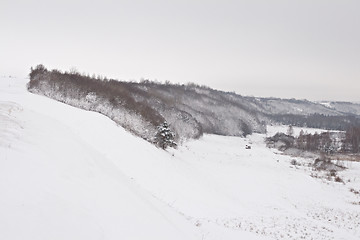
[334,176,344,183]
[350,188,360,195]
[245,145,251,149]
[329,169,337,177]
[290,159,299,166]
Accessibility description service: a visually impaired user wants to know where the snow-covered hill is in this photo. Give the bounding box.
[26,67,360,144]
[1,76,360,240]
[320,101,360,116]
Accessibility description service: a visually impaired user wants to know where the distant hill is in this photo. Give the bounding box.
[27,65,360,146]
[318,101,360,116]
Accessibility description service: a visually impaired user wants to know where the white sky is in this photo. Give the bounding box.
[1,0,359,101]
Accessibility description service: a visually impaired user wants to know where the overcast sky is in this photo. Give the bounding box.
[1,0,359,101]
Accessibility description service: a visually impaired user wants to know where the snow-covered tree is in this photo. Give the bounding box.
[155,121,177,149]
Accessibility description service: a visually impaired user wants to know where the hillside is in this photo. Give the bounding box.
[27,66,360,147]
[15,66,360,137]
[1,76,360,239]
[27,66,267,145]
[320,101,360,116]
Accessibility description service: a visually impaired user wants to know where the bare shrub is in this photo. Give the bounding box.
[350,188,360,195]
[334,176,343,183]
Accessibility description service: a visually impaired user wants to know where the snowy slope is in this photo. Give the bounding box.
[1,76,360,240]
[327,102,360,116]
[0,78,199,240]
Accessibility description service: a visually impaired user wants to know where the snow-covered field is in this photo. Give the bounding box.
[1,76,360,240]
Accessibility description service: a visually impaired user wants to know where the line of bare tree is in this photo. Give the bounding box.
[268,126,360,154]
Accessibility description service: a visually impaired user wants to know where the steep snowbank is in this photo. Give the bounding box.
[0,78,198,240]
[1,77,359,240]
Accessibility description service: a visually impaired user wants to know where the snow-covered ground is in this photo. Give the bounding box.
[1,76,359,240]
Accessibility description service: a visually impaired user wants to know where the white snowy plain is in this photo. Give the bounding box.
[1,76,360,240]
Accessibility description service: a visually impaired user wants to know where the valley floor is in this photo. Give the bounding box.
[1,77,359,240]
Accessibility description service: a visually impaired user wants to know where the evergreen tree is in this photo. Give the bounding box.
[155,121,177,149]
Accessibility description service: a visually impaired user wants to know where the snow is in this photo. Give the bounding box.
[1,76,360,240]
[318,101,334,109]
